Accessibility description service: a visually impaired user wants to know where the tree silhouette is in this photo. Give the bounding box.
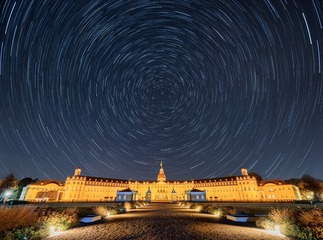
[12,177,38,200]
[0,173,17,192]
[249,172,263,182]
[300,174,322,202]
[0,173,18,200]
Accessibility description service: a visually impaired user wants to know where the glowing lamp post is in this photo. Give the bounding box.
[49,226,62,237]
[213,210,221,218]
[274,225,281,233]
[266,224,283,236]
[3,190,12,204]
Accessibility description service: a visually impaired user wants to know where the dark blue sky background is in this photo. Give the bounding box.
[0,0,322,181]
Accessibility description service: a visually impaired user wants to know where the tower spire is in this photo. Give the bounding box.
[157,161,166,182]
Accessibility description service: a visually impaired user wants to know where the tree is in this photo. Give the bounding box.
[12,177,38,200]
[300,174,322,202]
[0,173,18,201]
[249,172,263,182]
[0,173,17,192]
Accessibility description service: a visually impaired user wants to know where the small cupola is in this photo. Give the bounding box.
[241,168,248,176]
[74,168,81,176]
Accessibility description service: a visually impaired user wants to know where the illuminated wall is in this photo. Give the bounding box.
[21,164,300,203]
[21,180,64,202]
[258,181,300,202]
[62,171,128,202]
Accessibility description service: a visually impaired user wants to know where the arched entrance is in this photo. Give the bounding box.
[154,190,169,202]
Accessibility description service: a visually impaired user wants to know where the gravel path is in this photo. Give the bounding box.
[49,203,290,240]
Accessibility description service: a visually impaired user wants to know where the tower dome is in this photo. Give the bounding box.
[157,161,166,182]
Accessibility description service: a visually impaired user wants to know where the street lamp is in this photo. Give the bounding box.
[5,190,12,197]
[3,190,12,204]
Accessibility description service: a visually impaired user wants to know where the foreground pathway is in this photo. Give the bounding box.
[50,203,289,240]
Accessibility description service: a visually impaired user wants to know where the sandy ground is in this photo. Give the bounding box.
[49,203,290,240]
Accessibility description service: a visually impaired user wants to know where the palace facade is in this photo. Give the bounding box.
[20,162,301,203]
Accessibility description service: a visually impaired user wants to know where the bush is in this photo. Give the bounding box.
[299,207,323,227]
[269,208,296,224]
[256,217,275,230]
[201,204,216,214]
[195,204,203,211]
[222,206,238,215]
[134,202,143,208]
[296,226,317,240]
[212,208,226,218]
[1,204,128,239]
[184,202,192,208]
[0,206,37,232]
[123,202,132,210]
[93,206,108,217]
[93,205,120,217]
[1,226,40,240]
[311,226,323,240]
[257,207,323,239]
[297,223,323,240]
[280,221,302,237]
[37,208,79,238]
[189,203,197,209]
[107,206,119,215]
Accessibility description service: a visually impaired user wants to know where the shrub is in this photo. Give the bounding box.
[123,202,132,210]
[299,207,323,227]
[201,204,216,214]
[106,206,119,215]
[297,225,323,240]
[222,206,238,215]
[269,208,296,224]
[256,217,275,230]
[184,202,192,208]
[279,221,302,237]
[107,209,118,215]
[258,207,323,239]
[1,226,40,240]
[93,206,108,217]
[134,202,142,208]
[195,204,203,211]
[296,226,317,240]
[93,205,120,217]
[0,206,37,232]
[189,203,197,209]
[38,208,79,238]
[212,208,225,218]
[310,226,323,240]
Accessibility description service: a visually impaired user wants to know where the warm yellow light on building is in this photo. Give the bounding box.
[20,163,300,204]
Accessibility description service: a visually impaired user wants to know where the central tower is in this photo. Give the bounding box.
[157,161,166,182]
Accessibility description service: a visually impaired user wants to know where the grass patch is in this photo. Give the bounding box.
[0,205,37,232]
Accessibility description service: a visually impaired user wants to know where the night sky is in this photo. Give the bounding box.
[0,1,322,182]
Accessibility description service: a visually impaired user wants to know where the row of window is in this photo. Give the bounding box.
[29,188,61,191]
[267,187,291,191]
[67,181,127,187]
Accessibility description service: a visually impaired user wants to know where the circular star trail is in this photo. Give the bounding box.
[0,0,322,181]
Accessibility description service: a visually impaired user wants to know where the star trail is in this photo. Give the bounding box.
[0,0,322,181]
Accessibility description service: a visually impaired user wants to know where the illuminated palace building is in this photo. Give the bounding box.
[20,162,301,203]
